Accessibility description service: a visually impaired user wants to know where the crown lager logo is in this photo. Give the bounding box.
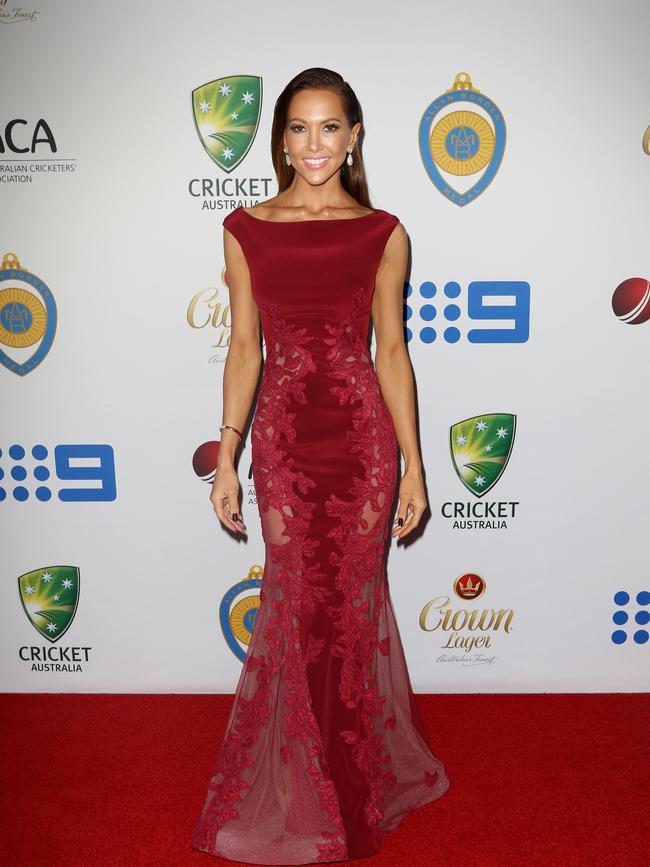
[450,413,516,497]
[18,566,80,642]
[418,72,506,206]
[455,572,485,600]
[0,252,57,376]
[192,75,262,172]
[420,571,514,661]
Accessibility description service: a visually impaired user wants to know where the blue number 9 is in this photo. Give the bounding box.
[467,281,530,343]
[55,445,117,501]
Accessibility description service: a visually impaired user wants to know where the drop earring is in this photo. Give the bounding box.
[346,149,353,166]
[284,149,291,166]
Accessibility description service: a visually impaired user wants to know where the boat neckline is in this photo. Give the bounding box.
[236,207,385,225]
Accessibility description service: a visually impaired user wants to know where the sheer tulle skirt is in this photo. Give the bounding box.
[190,558,449,864]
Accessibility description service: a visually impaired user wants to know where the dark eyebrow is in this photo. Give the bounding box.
[287,117,342,123]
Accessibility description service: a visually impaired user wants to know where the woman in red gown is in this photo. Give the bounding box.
[191,67,450,865]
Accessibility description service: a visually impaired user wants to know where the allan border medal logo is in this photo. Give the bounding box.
[0,252,57,376]
[450,413,516,497]
[220,565,264,661]
[192,75,263,171]
[418,72,506,206]
[18,566,80,642]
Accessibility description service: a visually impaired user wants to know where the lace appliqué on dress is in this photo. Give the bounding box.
[193,299,348,862]
[323,285,400,834]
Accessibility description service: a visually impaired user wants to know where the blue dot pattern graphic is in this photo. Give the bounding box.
[0,443,52,501]
[611,590,650,645]
[403,281,465,344]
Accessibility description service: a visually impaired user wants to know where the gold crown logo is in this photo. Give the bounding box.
[455,573,485,599]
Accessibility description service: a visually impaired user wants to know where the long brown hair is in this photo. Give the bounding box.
[270,67,371,208]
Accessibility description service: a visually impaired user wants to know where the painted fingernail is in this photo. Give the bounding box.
[397,517,403,526]
[233,513,239,522]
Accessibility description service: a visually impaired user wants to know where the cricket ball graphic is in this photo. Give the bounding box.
[193,440,219,482]
[611,277,650,325]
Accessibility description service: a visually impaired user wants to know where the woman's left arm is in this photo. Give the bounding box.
[372,222,427,540]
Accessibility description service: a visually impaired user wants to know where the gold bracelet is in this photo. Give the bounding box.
[219,424,243,439]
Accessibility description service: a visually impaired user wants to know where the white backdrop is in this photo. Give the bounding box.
[2,0,649,693]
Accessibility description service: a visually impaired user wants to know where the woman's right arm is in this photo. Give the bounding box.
[211,224,262,534]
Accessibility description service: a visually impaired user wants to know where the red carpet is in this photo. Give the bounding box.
[1,693,648,866]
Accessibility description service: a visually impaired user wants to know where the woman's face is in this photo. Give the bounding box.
[283,88,360,186]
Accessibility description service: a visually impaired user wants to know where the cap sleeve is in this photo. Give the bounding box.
[378,210,402,246]
[223,208,243,241]
[223,208,254,264]
[382,210,401,230]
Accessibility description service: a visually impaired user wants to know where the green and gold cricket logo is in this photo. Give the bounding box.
[192,75,262,171]
[18,566,80,642]
[450,413,516,497]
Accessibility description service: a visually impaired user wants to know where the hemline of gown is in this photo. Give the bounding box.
[190,764,450,865]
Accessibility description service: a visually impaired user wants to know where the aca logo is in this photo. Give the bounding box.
[17,565,92,673]
[418,72,506,207]
[442,413,519,530]
[219,565,264,661]
[611,590,650,646]
[0,252,57,375]
[611,277,650,326]
[0,443,117,502]
[190,74,272,211]
[0,120,74,182]
[187,268,232,363]
[404,279,530,344]
[420,571,513,666]
[0,118,54,154]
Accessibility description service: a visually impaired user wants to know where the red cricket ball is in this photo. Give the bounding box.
[612,277,650,324]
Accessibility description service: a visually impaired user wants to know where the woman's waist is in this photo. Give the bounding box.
[255,360,394,434]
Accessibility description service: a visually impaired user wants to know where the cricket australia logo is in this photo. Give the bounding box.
[450,413,516,497]
[18,566,80,642]
[192,75,262,171]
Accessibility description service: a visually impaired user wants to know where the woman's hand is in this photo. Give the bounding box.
[392,467,427,540]
[210,464,246,533]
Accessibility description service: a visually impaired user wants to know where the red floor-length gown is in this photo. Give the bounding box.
[190,206,450,865]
